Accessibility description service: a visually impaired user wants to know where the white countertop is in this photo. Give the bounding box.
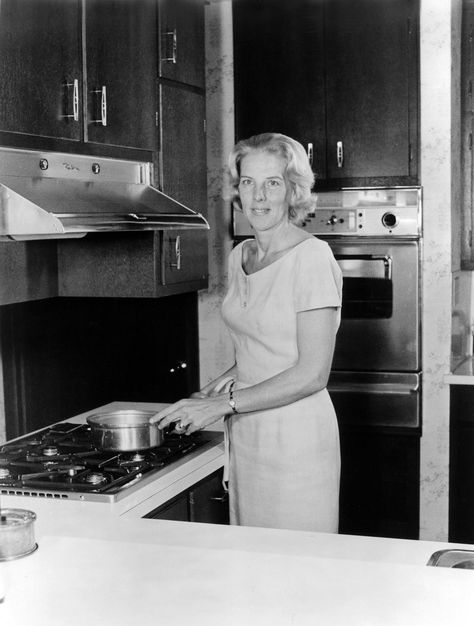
[2,504,474,625]
[2,402,474,624]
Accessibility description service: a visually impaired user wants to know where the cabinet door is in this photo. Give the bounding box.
[233,0,326,175]
[338,428,420,539]
[161,230,208,286]
[0,0,82,140]
[85,0,157,150]
[159,83,208,286]
[449,386,474,543]
[158,0,205,89]
[189,469,229,525]
[144,493,190,521]
[460,3,474,268]
[325,0,418,182]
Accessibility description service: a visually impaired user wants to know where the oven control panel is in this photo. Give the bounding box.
[233,187,422,238]
[302,187,421,236]
[303,205,420,236]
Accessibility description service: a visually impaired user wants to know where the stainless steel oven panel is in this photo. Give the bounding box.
[328,371,421,429]
[329,239,420,372]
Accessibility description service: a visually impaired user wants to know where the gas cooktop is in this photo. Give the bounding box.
[0,422,221,503]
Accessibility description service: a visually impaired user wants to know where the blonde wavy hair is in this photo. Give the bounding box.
[228,133,316,226]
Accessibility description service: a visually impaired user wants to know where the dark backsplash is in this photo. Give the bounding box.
[0,293,200,439]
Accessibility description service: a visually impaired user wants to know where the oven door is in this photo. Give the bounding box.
[328,238,420,372]
[328,370,421,429]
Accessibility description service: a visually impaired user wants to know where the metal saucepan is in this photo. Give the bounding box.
[87,409,165,451]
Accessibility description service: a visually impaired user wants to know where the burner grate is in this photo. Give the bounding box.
[0,423,219,499]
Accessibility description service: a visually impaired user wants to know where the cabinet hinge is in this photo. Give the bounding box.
[469,80,473,99]
[155,111,159,127]
[470,230,473,248]
[203,118,207,134]
[407,17,412,35]
[408,143,412,162]
[470,133,473,151]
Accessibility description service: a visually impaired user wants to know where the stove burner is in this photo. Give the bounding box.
[85,472,107,485]
[42,445,59,457]
[129,452,145,463]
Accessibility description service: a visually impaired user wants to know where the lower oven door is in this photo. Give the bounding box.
[328,370,421,430]
[327,238,420,372]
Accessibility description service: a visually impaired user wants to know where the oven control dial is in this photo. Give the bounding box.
[327,215,339,226]
[381,212,398,229]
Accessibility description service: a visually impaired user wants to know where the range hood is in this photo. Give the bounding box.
[0,147,209,240]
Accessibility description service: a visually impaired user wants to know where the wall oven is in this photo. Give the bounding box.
[234,187,422,539]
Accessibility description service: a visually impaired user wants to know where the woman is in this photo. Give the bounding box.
[151,133,342,532]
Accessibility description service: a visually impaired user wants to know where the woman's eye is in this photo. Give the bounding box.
[266,179,281,187]
[239,178,252,186]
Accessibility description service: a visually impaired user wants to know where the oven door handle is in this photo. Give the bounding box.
[334,254,392,280]
[328,382,419,395]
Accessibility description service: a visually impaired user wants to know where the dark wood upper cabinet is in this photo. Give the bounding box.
[0,0,82,141]
[158,0,205,89]
[85,0,158,150]
[233,0,326,177]
[158,83,208,286]
[0,0,157,154]
[460,2,474,269]
[324,0,418,183]
[156,0,208,289]
[233,0,419,189]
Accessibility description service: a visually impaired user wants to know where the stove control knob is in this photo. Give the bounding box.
[327,214,339,226]
[382,212,398,229]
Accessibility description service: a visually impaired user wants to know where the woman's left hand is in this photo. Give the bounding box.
[149,396,227,434]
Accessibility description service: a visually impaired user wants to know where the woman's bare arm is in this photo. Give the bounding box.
[151,307,338,432]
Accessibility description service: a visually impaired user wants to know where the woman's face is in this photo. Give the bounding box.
[238,150,292,233]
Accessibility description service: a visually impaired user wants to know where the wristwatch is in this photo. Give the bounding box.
[228,383,239,414]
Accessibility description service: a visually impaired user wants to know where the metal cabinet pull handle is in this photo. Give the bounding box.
[336,140,344,168]
[307,143,313,167]
[63,78,79,121]
[162,29,177,64]
[171,235,181,270]
[73,78,79,121]
[91,86,107,126]
[210,492,229,503]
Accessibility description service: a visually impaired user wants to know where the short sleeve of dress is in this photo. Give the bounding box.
[293,239,342,312]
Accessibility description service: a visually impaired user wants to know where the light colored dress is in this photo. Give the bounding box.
[221,237,343,532]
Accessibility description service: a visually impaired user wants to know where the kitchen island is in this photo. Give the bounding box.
[1,502,474,625]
